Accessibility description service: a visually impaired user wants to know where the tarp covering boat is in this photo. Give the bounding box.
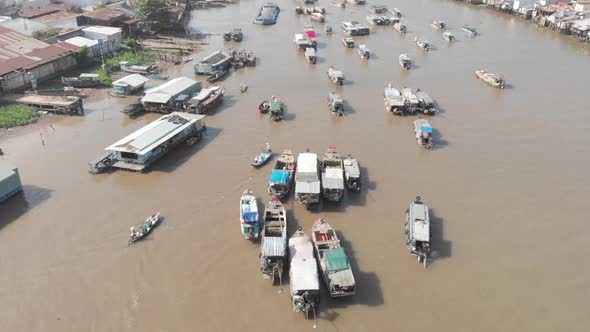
[305,31,317,39]
[325,248,350,273]
[242,211,258,222]
[421,126,433,134]
[270,169,290,184]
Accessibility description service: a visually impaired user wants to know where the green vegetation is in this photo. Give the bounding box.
[32,30,58,41]
[123,37,136,48]
[94,68,112,86]
[0,105,40,129]
[70,5,83,13]
[134,0,169,31]
[91,50,155,86]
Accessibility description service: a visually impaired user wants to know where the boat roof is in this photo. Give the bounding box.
[270,169,290,184]
[304,31,316,38]
[105,113,205,155]
[322,168,344,189]
[343,159,360,177]
[410,202,430,241]
[385,87,402,98]
[262,236,286,257]
[290,259,319,291]
[113,74,149,88]
[289,233,314,260]
[297,153,317,173]
[325,247,350,273]
[190,86,221,103]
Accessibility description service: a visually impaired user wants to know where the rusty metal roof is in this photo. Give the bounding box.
[82,8,127,21]
[31,12,81,24]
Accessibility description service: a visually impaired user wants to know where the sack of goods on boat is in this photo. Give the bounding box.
[268,150,296,198]
[414,37,430,51]
[289,228,320,319]
[342,37,355,48]
[358,44,370,59]
[475,70,505,89]
[295,153,321,207]
[328,93,344,116]
[399,54,412,70]
[405,196,431,268]
[443,31,455,42]
[394,22,406,34]
[312,218,355,296]
[260,198,288,283]
[305,48,317,64]
[129,213,161,244]
[415,90,437,114]
[328,67,344,85]
[240,190,261,240]
[413,119,434,149]
[384,84,405,115]
[343,156,361,192]
[321,147,344,202]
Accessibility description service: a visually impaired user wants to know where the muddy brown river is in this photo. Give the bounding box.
[1,0,590,331]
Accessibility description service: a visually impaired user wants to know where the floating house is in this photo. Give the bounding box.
[104,112,206,172]
[113,74,150,95]
[0,162,23,203]
[141,77,202,112]
[194,51,232,75]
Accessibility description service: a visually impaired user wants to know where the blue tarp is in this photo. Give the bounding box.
[421,126,433,133]
[242,211,258,222]
[269,170,290,184]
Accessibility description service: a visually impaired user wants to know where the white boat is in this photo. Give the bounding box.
[402,87,419,112]
[475,70,505,89]
[431,20,446,30]
[405,196,431,267]
[321,147,344,202]
[305,47,317,64]
[343,156,360,192]
[260,198,288,282]
[295,152,321,207]
[392,8,402,17]
[384,83,405,115]
[415,89,437,114]
[358,44,370,59]
[289,228,320,319]
[327,66,344,85]
[330,1,346,8]
[413,119,434,149]
[240,190,260,240]
[399,54,411,70]
[414,37,430,51]
[443,31,455,42]
[393,22,406,34]
[342,37,355,48]
[461,25,478,36]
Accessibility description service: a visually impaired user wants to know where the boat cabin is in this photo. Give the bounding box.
[328,93,344,116]
[341,21,370,36]
[295,153,321,206]
[194,51,232,75]
[368,5,387,14]
[342,37,355,48]
[305,48,317,64]
[405,196,431,265]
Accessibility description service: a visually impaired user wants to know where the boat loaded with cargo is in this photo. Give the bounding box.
[311,218,355,296]
[289,228,320,320]
[402,87,420,113]
[240,190,261,240]
[405,196,431,268]
[328,67,344,85]
[129,213,161,244]
[415,89,437,115]
[475,70,505,89]
[321,147,344,202]
[461,25,478,36]
[358,44,370,59]
[305,47,317,64]
[260,198,288,283]
[268,150,296,199]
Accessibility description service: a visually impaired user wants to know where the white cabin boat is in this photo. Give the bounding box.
[240,190,260,240]
[405,196,431,267]
[321,147,344,202]
[413,119,433,149]
[305,47,317,64]
[399,54,411,70]
[402,87,419,112]
[295,153,321,207]
[475,70,505,89]
[289,228,320,318]
[327,67,344,85]
[384,83,405,115]
[358,44,370,59]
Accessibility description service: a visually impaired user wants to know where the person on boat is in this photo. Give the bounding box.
[272,96,277,102]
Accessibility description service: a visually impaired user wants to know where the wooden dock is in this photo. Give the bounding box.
[16,95,84,114]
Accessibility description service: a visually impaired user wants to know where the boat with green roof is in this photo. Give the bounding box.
[311,218,355,297]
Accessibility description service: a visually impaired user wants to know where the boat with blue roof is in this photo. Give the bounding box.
[251,143,273,167]
[240,190,261,240]
[413,118,434,149]
[268,150,296,199]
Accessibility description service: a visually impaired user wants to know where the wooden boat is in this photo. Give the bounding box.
[120,62,158,75]
[399,54,412,70]
[321,147,344,202]
[461,25,477,36]
[475,70,505,89]
[384,83,405,115]
[343,155,360,192]
[414,37,430,51]
[260,198,288,283]
[268,150,296,199]
[330,1,345,8]
[312,218,355,296]
[405,196,431,268]
[431,20,446,30]
[415,89,437,115]
[402,87,420,112]
[443,31,455,42]
[146,73,169,80]
[393,22,406,34]
[251,143,273,167]
[413,118,434,149]
[358,44,370,59]
[121,100,143,117]
[187,86,224,114]
[259,100,270,113]
[88,152,116,174]
[269,100,285,121]
[327,67,344,85]
[342,37,355,48]
[328,93,344,116]
[223,28,243,42]
[240,190,261,240]
[207,69,227,83]
[129,213,161,244]
[289,228,320,319]
[61,73,100,88]
[305,47,317,64]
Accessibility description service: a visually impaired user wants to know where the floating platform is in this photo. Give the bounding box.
[15,95,84,114]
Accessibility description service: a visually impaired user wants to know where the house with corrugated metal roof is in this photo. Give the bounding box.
[0,26,78,93]
[142,77,202,112]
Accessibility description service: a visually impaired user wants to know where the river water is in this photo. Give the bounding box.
[1,0,589,331]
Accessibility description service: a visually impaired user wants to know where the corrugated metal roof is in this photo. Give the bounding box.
[290,259,319,291]
[113,74,149,88]
[31,12,80,24]
[145,77,199,96]
[410,203,430,242]
[261,237,286,257]
[19,7,61,19]
[141,93,172,104]
[82,26,122,36]
[82,8,126,21]
[295,181,320,194]
[297,153,317,173]
[322,168,344,189]
[65,36,98,48]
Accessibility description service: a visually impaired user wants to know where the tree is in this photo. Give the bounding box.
[70,5,83,13]
[133,0,169,31]
[74,45,89,66]
[32,30,58,41]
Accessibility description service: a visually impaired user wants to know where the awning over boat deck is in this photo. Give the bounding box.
[289,235,314,260]
[322,168,344,189]
[270,170,290,184]
[290,259,319,292]
[421,126,433,133]
[304,31,316,38]
[262,237,286,257]
[242,211,258,223]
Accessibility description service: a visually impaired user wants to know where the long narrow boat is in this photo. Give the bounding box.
[311,218,355,296]
[260,198,288,283]
[405,196,431,268]
[240,190,260,240]
[343,155,361,192]
[461,25,478,36]
[414,37,430,51]
[268,150,296,199]
[289,228,320,319]
[251,143,273,167]
[129,213,161,244]
[475,70,505,89]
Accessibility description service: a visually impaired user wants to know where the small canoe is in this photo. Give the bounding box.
[259,101,270,113]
